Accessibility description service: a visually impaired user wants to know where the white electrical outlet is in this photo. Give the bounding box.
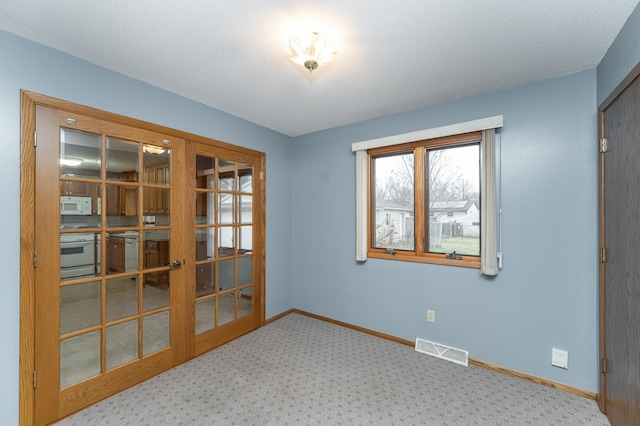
[427,310,435,323]
[551,348,568,369]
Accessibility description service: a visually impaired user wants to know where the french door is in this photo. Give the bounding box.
[189,142,263,356]
[23,95,264,425]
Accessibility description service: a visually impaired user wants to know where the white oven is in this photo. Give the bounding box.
[60,233,96,280]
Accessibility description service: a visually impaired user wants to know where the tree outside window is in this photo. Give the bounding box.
[370,132,481,266]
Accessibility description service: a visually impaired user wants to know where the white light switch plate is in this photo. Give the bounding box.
[551,348,568,369]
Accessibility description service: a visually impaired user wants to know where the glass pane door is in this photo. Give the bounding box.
[58,130,175,387]
[34,106,185,423]
[193,147,259,353]
[31,101,262,425]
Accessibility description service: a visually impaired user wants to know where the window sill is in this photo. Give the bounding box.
[367,250,480,269]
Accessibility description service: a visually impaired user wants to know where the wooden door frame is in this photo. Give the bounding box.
[597,61,640,413]
[19,90,266,425]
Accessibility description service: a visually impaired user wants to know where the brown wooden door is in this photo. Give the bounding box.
[189,142,264,356]
[33,105,188,425]
[601,74,640,424]
[25,96,265,425]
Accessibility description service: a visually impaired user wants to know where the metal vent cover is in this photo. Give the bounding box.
[415,338,469,367]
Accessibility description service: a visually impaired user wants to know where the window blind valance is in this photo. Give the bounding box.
[351,116,503,152]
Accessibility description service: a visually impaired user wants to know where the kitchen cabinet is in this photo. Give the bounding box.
[121,187,137,216]
[106,234,138,273]
[144,164,170,214]
[105,171,138,216]
[120,171,138,216]
[144,188,160,215]
[106,236,125,273]
[144,239,169,287]
[60,169,100,196]
[106,185,121,216]
[120,171,138,183]
[60,180,89,196]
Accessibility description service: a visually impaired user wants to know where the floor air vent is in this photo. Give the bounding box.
[415,338,469,367]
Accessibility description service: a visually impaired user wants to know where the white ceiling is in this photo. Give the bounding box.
[1,1,638,137]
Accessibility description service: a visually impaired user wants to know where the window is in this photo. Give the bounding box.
[372,151,415,251]
[369,132,482,268]
[354,115,502,274]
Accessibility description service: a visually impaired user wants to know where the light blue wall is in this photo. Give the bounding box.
[4,0,640,419]
[292,69,600,392]
[597,2,640,105]
[0,30,293,425]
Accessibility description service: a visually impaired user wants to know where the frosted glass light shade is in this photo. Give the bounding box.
[60,157,83,166]
[288,32,336,72]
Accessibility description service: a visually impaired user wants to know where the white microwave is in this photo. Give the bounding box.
[60,196,92,216]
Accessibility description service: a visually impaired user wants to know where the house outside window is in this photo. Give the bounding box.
[369,131,481,267]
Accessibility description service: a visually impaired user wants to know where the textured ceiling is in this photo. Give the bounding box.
[1,1,638,137]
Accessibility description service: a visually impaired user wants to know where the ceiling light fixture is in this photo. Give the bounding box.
[288,32,336,73]
[143,145,167,155]
[60,157,83,167]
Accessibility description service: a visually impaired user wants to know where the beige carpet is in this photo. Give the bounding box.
[57,313,609,425]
